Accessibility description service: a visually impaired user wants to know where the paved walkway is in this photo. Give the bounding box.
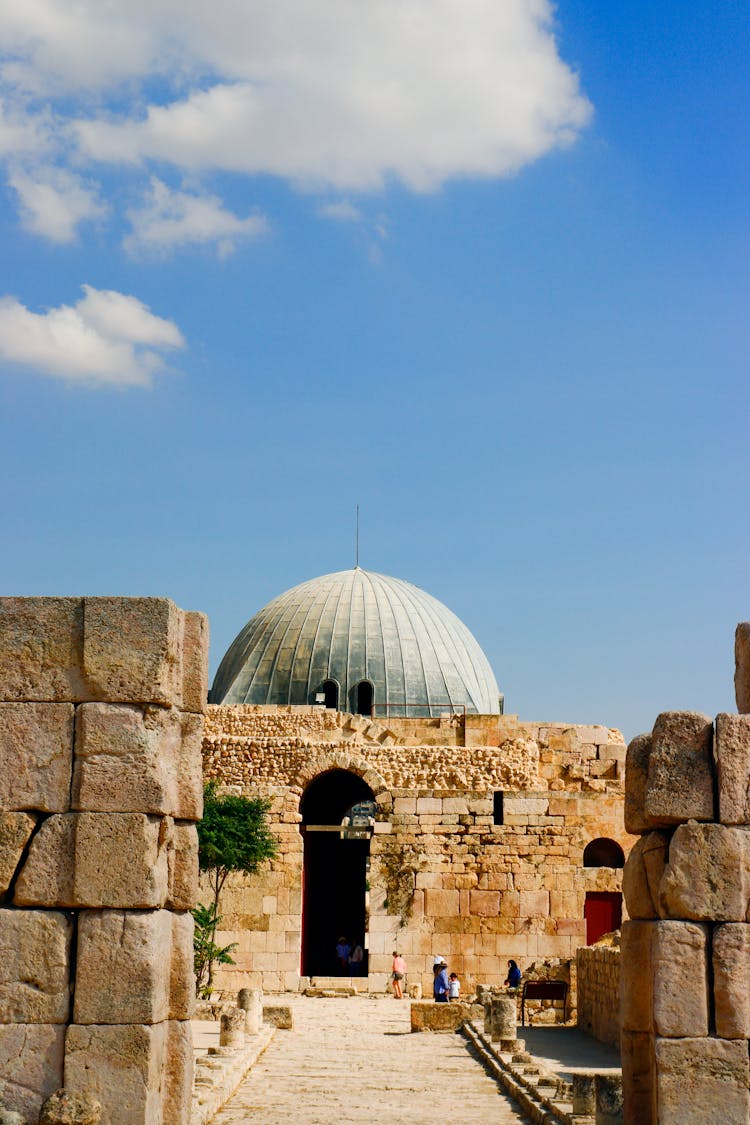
[212,996,533,1124]
[522,1025,620,1077]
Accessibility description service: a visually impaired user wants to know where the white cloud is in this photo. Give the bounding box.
[9,165,107,243]
[0,284,184,387]
[1,1,591,193]
[318,200,364,223]
[0,98,52,158]
[123,177,267,257]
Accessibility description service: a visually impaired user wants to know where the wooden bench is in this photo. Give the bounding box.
[520,980,568,1026]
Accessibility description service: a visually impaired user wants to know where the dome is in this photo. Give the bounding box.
[210,568,501,717]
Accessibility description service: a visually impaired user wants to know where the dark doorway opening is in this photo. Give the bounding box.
[584,891,622,944]
[355,680,373,716]
[300,769,374,977]
[583,838,625,868]
[321,679,339,709]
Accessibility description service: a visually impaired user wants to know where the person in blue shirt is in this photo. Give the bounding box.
[504,959,521,989]
[433,959,450,1003]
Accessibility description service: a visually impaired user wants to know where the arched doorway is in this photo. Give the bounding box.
[582,837,624,943]
[354,680,373,716]
[583,838,625,868]
[320,679,339,709]
[300,769,374,977]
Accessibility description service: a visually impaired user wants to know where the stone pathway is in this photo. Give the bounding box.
[212,996,533,1124]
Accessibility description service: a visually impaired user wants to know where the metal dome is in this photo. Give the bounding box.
[210,568,501,717]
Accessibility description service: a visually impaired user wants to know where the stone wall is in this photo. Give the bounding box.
[0,597,207,1125]
[203,707,632,995]
[620,665,750,1124]
[576,940,620,1047]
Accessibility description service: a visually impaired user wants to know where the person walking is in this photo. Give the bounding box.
[391,951,407,998]
[433,958,449,1003]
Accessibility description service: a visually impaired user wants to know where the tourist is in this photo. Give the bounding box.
[433,959,450,1003]
[336,936,351,974]
[349,940,364,976]
[391,950,407,998]
[448,972,460,1000]
[504,959,521,989]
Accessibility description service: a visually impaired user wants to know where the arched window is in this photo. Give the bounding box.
[355,680,374,717]
[320,680,339,709]
[583,838,625,868]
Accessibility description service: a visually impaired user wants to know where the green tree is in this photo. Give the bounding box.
[195,781,278,995]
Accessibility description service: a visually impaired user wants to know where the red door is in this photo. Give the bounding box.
[584,891,622,944]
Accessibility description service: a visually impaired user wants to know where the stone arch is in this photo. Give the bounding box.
[294,751,389,802]
[583,838,625,868]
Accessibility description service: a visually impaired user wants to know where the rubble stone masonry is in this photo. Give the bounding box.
[576,940,621,1048]
[0,597,208,1125]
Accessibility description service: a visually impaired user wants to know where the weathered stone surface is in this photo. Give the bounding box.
[161,1021,193,1124]
[622,832,669,919]
[0,704,74,813]
[0,598,86,702]
[39,1089,102,1124]
[595,1073,623,1125]
[15,813,171,909]
[654,1037,750,1125]
[0,812,36,897]
[645,712,714,825]
[237,987,262,1035]
[220,1007,246,1047]
[735,622,750,713]
[621,1031,654,1125]
[715,712,750,825]
[571,1072,596,1114]
[73,705,202,819]
[64,1023,166,1125]
[82,597,182,707]
[0,1025,65,1120]
[0,910,72,1023]
[651,921,709,1037]
[409,1000,481,1032]
[624,733,653,835]
[180,611,209,715]
[166,822,198,911]
[658,821,750,921]
[263,1005,294,1030]
[74,910,192,1025]
[621,922,653,1033]
[713,923,750,1038]
[489,997,516,1041]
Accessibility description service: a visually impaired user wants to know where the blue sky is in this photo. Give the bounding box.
[1,1,747,739]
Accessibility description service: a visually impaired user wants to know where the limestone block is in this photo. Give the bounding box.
[160,1021,193,1124]
[219,1008,245,1047]
[715,713,750,824]
[166,822,199,911]
[519,890,549,916]
[735,622,750,713]
[423,888,459,917]
[39,1090,102,1124]
[14,813,171,909]
[713,923,750,1038]
[469,890,499,916]
[75,910,191,1025]
[0,812,36,896]
[416,797,441,814]
[624,734,652,834]
[621,922,654,1032]
[622,832,669,919]
[82,597,182,707]
[409,1001,481,1032]
[654,1037,750,1125]
[659,822,750,922]
[0,597,86,702]
[595,1074,623,1125]
[0,1025,65,1121]
[621,1031,655,1125]
[180,610,209,714]
[644,712,714,824]
[262,1004,294,1029]
[73,705,202,819]
[0,909,72,1023]
[651,921,709,1037]
[64,1023,166,1125]
[0,704,74,813]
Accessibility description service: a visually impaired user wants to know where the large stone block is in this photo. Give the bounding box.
[0,598,85,702]
[621,922,654,1032]
[82,598,182,707]
[659,821,750,921]
[645,712,714,825]
[713,923,750,1038]
[0,812,36,896]
[715,712,750,825]
[621,1031,655,1125]
[0,1025,65,1120]
[654,1037,750,1125]
[73,705,202,819]
[651,921,709,1037]
[14,813,171,909]
[166,822,198,911]
[0,909,72,1023]
[0,704,74,813]
[160,1021,193,1124]
[409,1001,481,1032]
[64,1023,166,1124]
[735,622,750,713]
[180,611,209,715]
[624,733,652,835]
[622,832,669,919]
[75,910,191,1025]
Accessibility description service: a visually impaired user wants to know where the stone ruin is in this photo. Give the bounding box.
[619,623,750,1124]
[0,597,208,1124]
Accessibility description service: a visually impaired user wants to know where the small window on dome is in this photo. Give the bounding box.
[320,680,339,709]
[355,680,374,717]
